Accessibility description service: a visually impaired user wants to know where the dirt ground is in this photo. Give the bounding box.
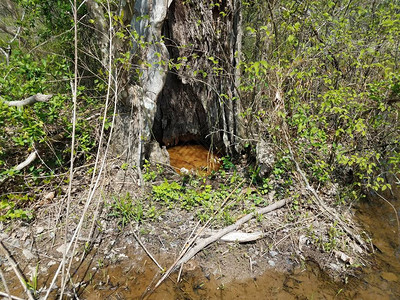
[0,162,373,299]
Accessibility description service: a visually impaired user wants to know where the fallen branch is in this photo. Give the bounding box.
[204,230,264,243]
[177,198,286,266]
[1,93,53,107]
[0,150,37,185]
[0,241,35,300]
[153,198,287,291]
[130,225,163,271]
[0,292,24,300]
[15,151,37,171]
[0,46,11,65]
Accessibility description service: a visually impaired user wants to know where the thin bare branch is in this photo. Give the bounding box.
[0,292,24,300]
[0,241,35,300]
[0,266,12,300]
[58,0,79,297]
[130,225,163,271]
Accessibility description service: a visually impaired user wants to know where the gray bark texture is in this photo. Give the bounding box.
[87,0,243,166]
[152,0,243,154]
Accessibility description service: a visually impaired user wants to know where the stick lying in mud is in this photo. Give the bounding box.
[0,292,25,300]
[0,267,13,300]
[130,225,164,271]
[152,198,287,291]
[0,241,35,300]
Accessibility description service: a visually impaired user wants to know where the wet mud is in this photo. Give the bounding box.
[55,188,400,299]
[2,149,400,299]
[78,182,400,299]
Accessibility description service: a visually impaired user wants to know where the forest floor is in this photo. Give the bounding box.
[0,158,371,299]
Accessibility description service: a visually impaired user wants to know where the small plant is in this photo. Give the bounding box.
[143,160,157,181]
[260,178,273,195]
[26,263,39,294]
[0,194,33,222]
[248,165,261,184]
[221,156,236,170]
[291,193,301,212]
[108,193,144,227]
[152,180,183,207]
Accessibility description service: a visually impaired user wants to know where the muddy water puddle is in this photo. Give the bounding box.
[168,144,220,174]
[79,190,399,299]
[28,251,398,299]
[4,200,400,299]
[354,189,400,299]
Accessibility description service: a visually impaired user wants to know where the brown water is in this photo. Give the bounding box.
[168,144,220,174]
[353,189,400,299]
[76,185,400,299]
[3,153,400,299]
[4,197,400,299]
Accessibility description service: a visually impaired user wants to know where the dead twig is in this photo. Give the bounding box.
[0,266,12,300]
[0,241,35,300]
[376,192,400,246]
[14,151,37,171]
[0,292,25,300]
[1,93,53,107]
[175,198,287,267]
[130,225,163,271]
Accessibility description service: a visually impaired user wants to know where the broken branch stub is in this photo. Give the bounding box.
[1,93,53,107]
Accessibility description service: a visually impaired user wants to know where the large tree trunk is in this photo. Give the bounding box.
[153,0,243,152]
[87,0,243,166]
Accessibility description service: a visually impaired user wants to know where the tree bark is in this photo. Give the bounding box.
[87,0,243,166]
[153,0,243,154]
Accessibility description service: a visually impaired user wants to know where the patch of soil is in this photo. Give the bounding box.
[0,162,370,299]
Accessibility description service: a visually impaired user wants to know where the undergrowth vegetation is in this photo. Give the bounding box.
[0,1,104,220]
[0,0,399,264]
[241,0,400,198]
[108,168,271,228]
[1,2,400,299]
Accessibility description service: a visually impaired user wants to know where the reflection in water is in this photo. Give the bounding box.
[354,186,400,299]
